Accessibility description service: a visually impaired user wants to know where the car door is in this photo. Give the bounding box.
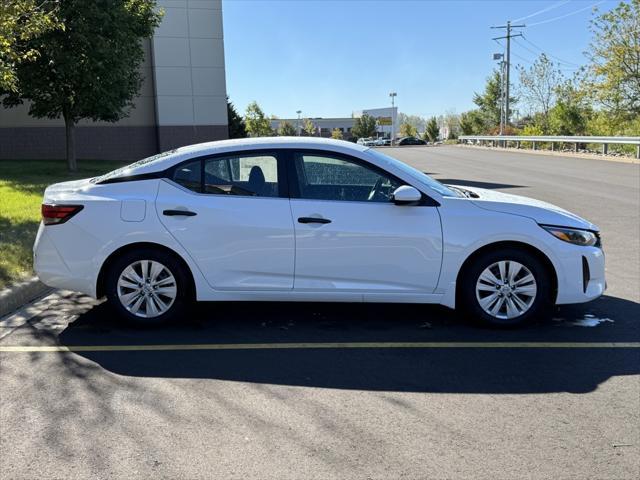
[288,150,442,295]
[156,151,295,290]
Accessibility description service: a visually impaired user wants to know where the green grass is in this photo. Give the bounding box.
[0,160,127,288]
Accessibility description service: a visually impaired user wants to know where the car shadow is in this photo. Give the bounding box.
[435,179,525,190]
[55,295,640,394]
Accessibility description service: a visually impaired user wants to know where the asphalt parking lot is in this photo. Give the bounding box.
[1,146,639,479]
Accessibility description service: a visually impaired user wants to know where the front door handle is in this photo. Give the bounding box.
[163,209,197,217]
[298,217,331,224]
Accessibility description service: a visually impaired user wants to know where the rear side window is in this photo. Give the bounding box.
[204,154,279,197]
[173,160,202,192]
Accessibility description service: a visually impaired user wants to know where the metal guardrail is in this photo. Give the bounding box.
[458,135,640,159]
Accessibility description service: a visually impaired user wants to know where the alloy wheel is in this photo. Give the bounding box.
[475,260,537,320]
[117,260,177,318]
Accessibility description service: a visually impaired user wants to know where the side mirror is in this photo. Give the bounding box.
[392,185,422,205]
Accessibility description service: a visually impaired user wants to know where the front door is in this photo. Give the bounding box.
[156,151,295,290]
[288,151,442,293]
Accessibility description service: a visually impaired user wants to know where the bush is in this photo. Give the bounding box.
[520,124,547,149]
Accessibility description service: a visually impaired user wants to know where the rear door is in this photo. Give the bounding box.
[156,150,295,290]
[287,150,442,294]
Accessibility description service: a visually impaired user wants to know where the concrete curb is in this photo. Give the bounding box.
[0,277,53,319]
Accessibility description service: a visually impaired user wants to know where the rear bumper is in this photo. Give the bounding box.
[33,223,98,297]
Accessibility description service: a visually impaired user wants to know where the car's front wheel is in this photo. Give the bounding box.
[459,248,553,327]
[105,248,190,326]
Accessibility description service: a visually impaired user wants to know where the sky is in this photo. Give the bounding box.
[222,0,618,119]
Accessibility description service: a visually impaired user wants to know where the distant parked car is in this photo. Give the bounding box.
[373,138,388,146]
[357,137,376,147]
[398,137,426,146]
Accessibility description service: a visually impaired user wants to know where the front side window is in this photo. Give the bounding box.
[294,153,402,202]
[204,154,279,197]
[367,149,456,197]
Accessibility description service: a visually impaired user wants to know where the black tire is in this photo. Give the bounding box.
[458,247,553,328]
[105,247,191,326]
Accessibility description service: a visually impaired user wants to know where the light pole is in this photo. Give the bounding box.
[389,92,397,145]
[296,110,302,136]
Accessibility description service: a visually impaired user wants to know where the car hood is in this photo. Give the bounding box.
[455,186,599,231]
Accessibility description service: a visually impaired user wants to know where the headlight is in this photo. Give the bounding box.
[541,225,600,247]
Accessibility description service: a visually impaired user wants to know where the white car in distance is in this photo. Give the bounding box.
[34,137,605,327]
[357,137,376,147]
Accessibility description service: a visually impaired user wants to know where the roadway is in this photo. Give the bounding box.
[1,146,638,479]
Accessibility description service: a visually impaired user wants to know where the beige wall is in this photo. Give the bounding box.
[153,0,227,127]
[0,39,157,128]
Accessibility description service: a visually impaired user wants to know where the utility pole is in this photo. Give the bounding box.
[296,110,302,136]
[493,53,505,134]
[491,21,524,129]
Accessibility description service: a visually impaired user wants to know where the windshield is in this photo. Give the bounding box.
[91,149,177,183]
[367,149,458,197]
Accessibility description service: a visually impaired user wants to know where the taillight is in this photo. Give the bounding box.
[41,204,84,225]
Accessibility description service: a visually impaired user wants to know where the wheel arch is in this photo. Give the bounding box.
[96,242,196,299]
[455,240,558,303]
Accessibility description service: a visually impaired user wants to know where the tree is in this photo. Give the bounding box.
[2,0,162,171]
[245,101,273,137]
[424,117,439,142]
[0,0,62,92]
[517,54,564,130]
[227,97,246,138]
[399,122,417,137]
[278,120,296,136]
[549,101,588,136]
[459,111,477,135]
[331,128,343,139]
[472,70,502,130]
[302,118,316,136]
[472,70,517,132]
[548,81,590,135]
[396,113,426,132]
[352,113,377,138]
[583,0,640,118]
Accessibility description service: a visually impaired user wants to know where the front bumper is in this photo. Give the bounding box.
[555,245,606,304]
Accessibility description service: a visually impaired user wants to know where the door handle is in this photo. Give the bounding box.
[298,217,331,224]
[163,209,197,216]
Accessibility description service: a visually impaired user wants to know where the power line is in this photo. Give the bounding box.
[512,0,572,23]
[527,1,605,27]
[496,38,580,72]
[516,37,582,67]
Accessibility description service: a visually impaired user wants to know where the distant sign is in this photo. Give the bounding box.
[377,117,392,125]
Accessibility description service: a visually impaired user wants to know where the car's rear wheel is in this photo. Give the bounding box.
[105,248,190,326]
[459,248,552,328]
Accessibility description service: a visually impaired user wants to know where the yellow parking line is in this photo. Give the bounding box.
[0,341,639,352]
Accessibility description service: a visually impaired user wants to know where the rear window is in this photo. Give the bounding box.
[92,150,177,183]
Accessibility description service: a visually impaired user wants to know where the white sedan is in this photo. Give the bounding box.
[34,137,605,327]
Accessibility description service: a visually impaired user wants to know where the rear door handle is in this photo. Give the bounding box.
[163,209,197,217]
[298,217,331,224]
